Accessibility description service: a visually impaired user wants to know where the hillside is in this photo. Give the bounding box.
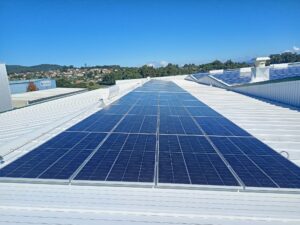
[6,64,64,74]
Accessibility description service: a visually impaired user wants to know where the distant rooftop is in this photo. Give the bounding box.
[190,62,300,86]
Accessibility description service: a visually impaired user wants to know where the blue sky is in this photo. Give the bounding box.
[0,0,300,67]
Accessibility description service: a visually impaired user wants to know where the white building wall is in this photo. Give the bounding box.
[0,64,12,112]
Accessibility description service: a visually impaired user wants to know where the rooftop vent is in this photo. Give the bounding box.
[251,57,270,82]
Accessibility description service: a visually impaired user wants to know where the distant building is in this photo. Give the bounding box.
[9,79,57,94]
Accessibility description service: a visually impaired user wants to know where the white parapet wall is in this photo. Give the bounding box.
[240,67,252,73]
[0,64,13,112]
[271,63,289,69]
[209,69,224,74]
[233,79,300,108]
[111,78,149,101]
[152,75,188,81]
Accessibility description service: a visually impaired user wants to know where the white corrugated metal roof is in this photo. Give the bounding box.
[0,182,299,225]
[0,76,300,225]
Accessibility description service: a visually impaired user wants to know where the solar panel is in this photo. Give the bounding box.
[0,132,107,179]
[159,135,239,186]
[270,66,300,81]
[186,107,222,117]
[101,104,132,115]
[195,117,251,136]
[192,65,300,86]
[75,133,156,182]
[1,79,300,190]
[68,114,122,132]
[159,116,203,135]
[160,106,189,116]
[180,100,207,107]
[115,115,157,134]
[211,137,300,188]
[212,70,252,85]
[192,72,210,80]
[128,105,158,115]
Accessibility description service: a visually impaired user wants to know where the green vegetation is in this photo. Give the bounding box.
[99,53,300,85]
[56,78,107,90]
[6,64,68,73]
[270,52,300,64]
[99,60,249,85]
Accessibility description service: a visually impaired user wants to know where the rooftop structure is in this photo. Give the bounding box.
[0,64,13,112]
[9,79,57,94]
[0,75,299,224]
[189,62,300,108]
[11,87,86,108]
[190,62,300,86]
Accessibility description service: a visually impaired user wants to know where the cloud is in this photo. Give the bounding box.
[283,46,300,53]
[283,49,292,53]
[147,63,155,67]
[145,60,169,68]
[293,46,300,52]
[159,61,168,67]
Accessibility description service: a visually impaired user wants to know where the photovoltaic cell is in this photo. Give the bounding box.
[100,104,132,115]
[115,115,157,134]
[178,136,216,154]
[159,116,202,135]
[128,105,158,115]
[180,100,207,107]
[186,107,222,117]
[195,117,251,136]
[160,106,189,116]
[68,114,122,132]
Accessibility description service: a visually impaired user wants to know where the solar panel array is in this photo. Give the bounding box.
[192,72,210,80]
[212,70,252,85]
[270,66,300,80]
[1,80,300,189]
[191,65,300,86]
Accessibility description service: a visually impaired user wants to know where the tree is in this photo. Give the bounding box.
[139,65,157,78]
[60,66,69,72]
[270,52,300,64]
[100,74,116,85]
[27,82,38,92]
[56,78,75,88]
